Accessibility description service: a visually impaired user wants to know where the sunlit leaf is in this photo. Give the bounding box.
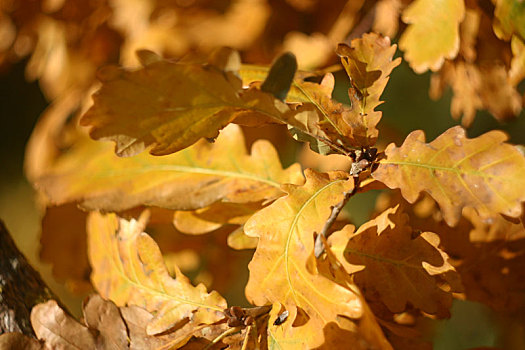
[373,126,525,226]
[399,0,465,73]
[87,211,227,335]
[329,205,460,317]
[37,124,304,211]
[245,169,362,348]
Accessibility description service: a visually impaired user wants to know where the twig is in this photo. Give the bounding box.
[314,177,359,258]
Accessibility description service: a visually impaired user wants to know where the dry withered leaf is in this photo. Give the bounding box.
[329,205,460,317]
[36,124,304,212]
[373,126,525,226]
[2,294,232,350]
[31,299,99,349]
[87,211,227,335]
[399,0,465,73]
[244,169,363,348]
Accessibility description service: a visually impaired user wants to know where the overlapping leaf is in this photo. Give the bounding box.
[244,169,363,348]
[36,124,303,211]
[80,49,299,157]
[0,295,232,350]
[240,33,400,153]
[335,32,401,146]
[373,126,525,226]
[87,211,227,335]
[399,0,465,73]
[329,205,460,317]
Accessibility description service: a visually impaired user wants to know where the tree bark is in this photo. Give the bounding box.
[0,220,54,337]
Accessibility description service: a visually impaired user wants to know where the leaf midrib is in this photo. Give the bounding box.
[92,164,282,188]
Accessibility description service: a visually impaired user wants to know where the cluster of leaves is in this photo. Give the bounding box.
[1,0,525,349]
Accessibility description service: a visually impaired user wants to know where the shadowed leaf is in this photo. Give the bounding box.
[373,126,525,226]
[81,50,301,157]
[329,205,460,317]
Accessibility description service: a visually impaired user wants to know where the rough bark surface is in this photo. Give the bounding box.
[0,220,54,337]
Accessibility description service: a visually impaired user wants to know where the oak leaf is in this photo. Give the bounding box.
[335,33,401,147]
[37,124,303,212]
[244,169,363,348]
[30,297,127,349]
[329,205,460,317]
[81,49,295,157]
[399,0,465,73]
[87,211,227,335]
[373,126,525,226]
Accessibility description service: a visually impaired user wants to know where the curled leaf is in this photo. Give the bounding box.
[88,211,227,335]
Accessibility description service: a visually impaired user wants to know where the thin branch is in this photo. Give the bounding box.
[314,176,359,258]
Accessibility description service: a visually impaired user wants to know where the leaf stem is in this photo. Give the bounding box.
[203,326,242,350]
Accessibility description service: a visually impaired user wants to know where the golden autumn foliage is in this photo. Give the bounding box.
[1,1,525,349]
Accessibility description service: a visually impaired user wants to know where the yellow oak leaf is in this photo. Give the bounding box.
[335,32,401,147]
[87,211,227,335]
[81,49,296,157]
[399,0,465,73]
[372,126,525,226]
[36,124,304,211]
[329,205,460,317]
[244,169,363,348]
